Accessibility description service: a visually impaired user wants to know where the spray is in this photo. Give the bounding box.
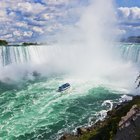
[0,0,138,92]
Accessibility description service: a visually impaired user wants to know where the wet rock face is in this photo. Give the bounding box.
[118,105,140,129]
[114,116,140,140]
[114,105,140,140]
[59,96,140,140]
[77,127,87,135]
[59,134,74,140]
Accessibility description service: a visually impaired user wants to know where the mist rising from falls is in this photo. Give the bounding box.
[0,0,138,92]
[1,44,139,70]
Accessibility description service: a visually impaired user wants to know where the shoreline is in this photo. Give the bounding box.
[60,95,140,140]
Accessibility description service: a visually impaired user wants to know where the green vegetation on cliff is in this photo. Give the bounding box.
[0,40,40,46]
[22,42,38,46]
[0,40,8,46]
[121,36,140,43]
[79,96,140,140]
[60,96,140,140]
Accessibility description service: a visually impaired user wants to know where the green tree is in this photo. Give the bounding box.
[0,40,8,46]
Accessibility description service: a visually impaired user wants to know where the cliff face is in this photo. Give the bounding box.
[114,106,140,140]
[60,96,140,140]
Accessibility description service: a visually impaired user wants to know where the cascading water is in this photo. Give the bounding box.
[1,44,140,67]
[0,46,40,66]
[119,43,140,64]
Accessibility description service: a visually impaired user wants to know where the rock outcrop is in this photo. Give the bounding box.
[115,105,140,140]
[60,96,140,140]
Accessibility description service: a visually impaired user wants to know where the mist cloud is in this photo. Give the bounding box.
[0,0,138,92]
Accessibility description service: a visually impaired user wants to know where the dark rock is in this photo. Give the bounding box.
[32,71,40,77]
[59,134,73,140]
[114,114,140,140]
[59,95,140,140]
[118,105,140,129]
[77,127,87,135]
[59,133,79,140]
[107,110,113,116]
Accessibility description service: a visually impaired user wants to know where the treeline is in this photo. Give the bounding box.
[0,40,8,46]
[0,39,39,46]
[121,36,140,43]
[22,42,38,46]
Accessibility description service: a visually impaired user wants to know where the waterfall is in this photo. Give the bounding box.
[119,43,140,65]
[0,44,140,67]
[0,46,40,66]
[0,44,138,90]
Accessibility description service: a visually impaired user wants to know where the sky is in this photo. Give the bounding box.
[0,0,140,43]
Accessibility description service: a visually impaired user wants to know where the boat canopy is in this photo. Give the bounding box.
[58,83,70,92]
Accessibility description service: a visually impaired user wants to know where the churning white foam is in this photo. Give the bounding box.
[0,0,138,92]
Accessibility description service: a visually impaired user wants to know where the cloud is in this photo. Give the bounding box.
[2,0,139,42]
[117,7,140,37]
[41,13,52,20]
[118,7,140,21]
[0,5,10,23]
[42,0,72,5]
[13,30,33,38]
[32,26,44,34]
[1,34,13,39]
[13,31,22,37]
[23,31,33,37]
[16,2,46,16]
[15,22,28,28]
[0,0,80,42]
[116,29,126,36]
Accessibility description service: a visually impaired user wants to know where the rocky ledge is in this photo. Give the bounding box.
[60,96,140,140]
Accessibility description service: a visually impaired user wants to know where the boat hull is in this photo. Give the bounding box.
[58,83,70,92]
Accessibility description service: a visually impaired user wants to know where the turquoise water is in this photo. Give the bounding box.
[0,76,122,140]
[0,43,139,140]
